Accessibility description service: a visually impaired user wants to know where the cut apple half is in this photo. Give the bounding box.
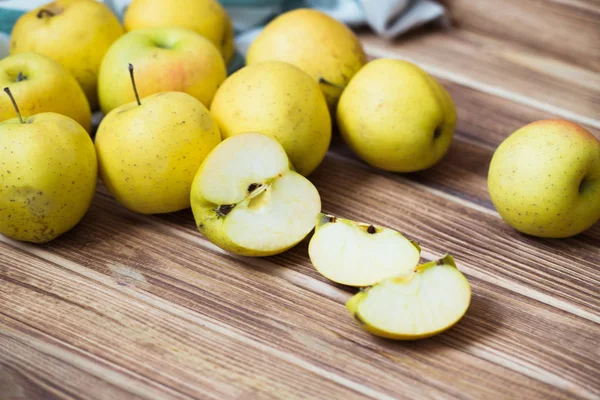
[346,255,471,340]
[308,213,421,286]
[190,132,321,256]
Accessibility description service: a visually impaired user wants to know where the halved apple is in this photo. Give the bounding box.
[308,213,421,286]
[346,255,471,340]
[190,132,321,256]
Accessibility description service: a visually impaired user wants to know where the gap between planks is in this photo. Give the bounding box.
[1,206,593,398]
[0,236,395,400]
[363,48,600,130]
[0,321,191,400]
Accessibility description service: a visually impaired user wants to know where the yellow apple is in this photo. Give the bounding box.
[98,27,226,115]
[0,88,97,243]
[190,133,321,256]
[0,52,91,132]
[210,61,331,176]
[95,65,221,214]
[247,8,366,110]
[10,0,124,109]
[309,213,421,287]
[124,0,235,64]
[488,119,600,238]
[337,59,456,172]
[346,255,471,340]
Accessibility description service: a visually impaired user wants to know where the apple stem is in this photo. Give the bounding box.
[3,87,24,124]
[128,63,141,106]
[36,9,55,18]
[16,72,26,82]
[318,77,346,90]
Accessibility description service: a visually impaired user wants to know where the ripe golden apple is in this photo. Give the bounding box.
[95,65,222,214]
[488,119,600,238]
[247,9,366,110]
[337,59,456,172]
[98,27,226,114]
[0,52,91,132]
[210,61,331,176]
[10,0,124,109]
[0,89,97,243]
[124,0,235,64]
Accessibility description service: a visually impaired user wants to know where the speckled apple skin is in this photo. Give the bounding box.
[488,119,600,238]
[0,113,97,243]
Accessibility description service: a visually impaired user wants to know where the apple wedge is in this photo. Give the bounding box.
[308,214,421,286]
[346,255,471,340]
[190,133,321,256]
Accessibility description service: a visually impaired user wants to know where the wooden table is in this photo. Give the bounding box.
[1,1,599,399]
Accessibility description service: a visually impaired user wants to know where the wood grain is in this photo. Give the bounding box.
[2,5,600,398]
[439,0,600,71]
[1,243,374,400]
[2,192,599,399]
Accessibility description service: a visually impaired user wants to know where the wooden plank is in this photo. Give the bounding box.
[331,77,600,225]
[439,0,600,71]
[311,155,599,317]
[3,186,598,398]
[360,29,600,127]
[0,243,375,400]
[0,315,172,400]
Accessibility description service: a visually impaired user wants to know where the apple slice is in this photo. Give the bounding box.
[308,214,421,286]
[190,132,321,256]
[346,255,471,340]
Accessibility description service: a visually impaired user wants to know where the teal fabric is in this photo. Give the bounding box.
[0,0,447,66]
[0,9,24,34]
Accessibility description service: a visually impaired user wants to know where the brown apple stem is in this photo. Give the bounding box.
[128,63,141,106]
[3,87,24,124]
[16,72,25,82]
[318,77,346,90]
[36,9,55,18]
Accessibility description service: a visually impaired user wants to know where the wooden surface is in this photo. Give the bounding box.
[1,2,600,399]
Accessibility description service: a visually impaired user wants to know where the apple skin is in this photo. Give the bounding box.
[190,133,321,257]
[10,0,124,109]
[247,9,366,110]
[0,112,97,243]
[95,91,221,214]
[488,119,600,238]
[0,52,91,132]
[210,61,331,176]
[124,0,235,64]
[346,255,471,340]
[98,27,226,115]
[337,59,456,172]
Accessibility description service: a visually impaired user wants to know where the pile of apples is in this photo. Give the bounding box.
[1,0,599,341]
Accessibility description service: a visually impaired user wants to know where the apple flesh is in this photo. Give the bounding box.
[309,213,421,286]
[190,133,321,256]
[346,255,471,340]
